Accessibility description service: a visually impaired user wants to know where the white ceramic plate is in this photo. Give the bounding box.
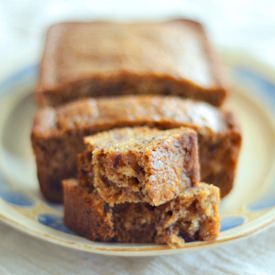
[0,52,274,256]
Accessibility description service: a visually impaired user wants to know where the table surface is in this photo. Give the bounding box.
[0,1,274,274]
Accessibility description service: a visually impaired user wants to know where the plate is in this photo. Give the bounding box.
[0,52,274,256]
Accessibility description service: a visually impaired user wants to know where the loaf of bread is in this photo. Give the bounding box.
[31,96,241,202]
[36,19,227,107]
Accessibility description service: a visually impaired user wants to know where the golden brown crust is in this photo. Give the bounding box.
[32,96,227,137]
[79,127,200,206]
[63,179,220,246]
[199,112,242,197]
[63,179,114,241]
[31,96,241,202]
[36,19,227,107]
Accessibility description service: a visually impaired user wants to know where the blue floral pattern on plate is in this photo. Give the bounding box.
[220,216,244,232]
[234,66,275,112]
[38,214,74,234]
[0,191,34,207]
[249,197,275,211]
[0,174,34,207]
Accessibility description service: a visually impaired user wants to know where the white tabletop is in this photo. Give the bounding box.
[0,1,274,274]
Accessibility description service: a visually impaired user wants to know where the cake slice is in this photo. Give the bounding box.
[79,127,199,206]
[36,19,227,107]
[63,179,220,246]
[31,96,241,202]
